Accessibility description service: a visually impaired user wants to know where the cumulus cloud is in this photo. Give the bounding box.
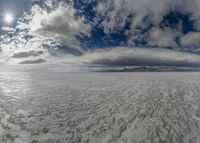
[96,0,170,31]
[0,0,90,65]
[81,47,200,67]
[148,28,181,48]
[0,0,91,62]
[29,2,91,45]
[180,32,200,48]
[97,0,200,29]
[96,0,200,48]
[0,33,51,65]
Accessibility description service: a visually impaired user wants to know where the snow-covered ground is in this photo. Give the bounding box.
[0,70,200,143]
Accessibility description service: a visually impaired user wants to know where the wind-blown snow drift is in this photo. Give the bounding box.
[0,70,200,143]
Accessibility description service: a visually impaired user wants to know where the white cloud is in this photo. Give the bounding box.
[96,0,200,48]
[180,32,200,48]
[29,2,91,45]
[148,28,182,48]
[1,27,16,33]
[0,0,91,65]
[96,0,171,31]
[96,0,200,30]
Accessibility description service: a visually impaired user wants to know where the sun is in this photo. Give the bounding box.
[4,13,14,24]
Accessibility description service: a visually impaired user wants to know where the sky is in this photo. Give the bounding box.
[1,0,200,69]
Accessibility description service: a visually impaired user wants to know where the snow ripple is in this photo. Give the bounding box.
[0,72,200,143]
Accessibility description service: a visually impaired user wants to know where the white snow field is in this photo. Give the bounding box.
[0,70,200,143]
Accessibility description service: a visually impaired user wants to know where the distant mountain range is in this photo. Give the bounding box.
[103,66,200,72]
[107,67,160,72]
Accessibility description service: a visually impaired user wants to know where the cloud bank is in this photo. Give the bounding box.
[81,47,200,67]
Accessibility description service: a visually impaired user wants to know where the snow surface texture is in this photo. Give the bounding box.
[0,71,200,143]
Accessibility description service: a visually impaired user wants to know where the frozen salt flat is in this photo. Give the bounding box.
[0,70,200,143]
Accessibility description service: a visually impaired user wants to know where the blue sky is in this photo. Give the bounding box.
[1,0,200,68]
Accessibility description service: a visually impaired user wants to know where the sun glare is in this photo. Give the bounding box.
[4,13,14,24]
